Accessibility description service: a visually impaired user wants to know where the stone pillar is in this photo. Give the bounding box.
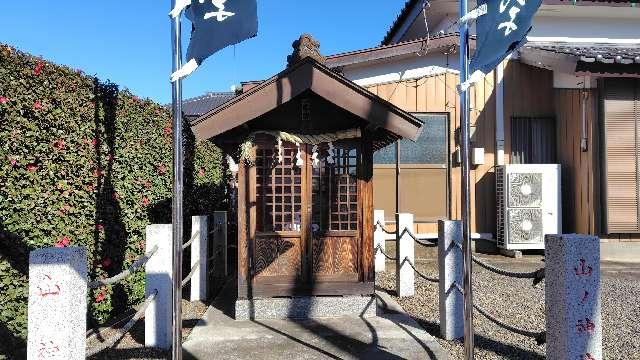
[27,247,87,360]
[145,224,173,349]
[438,220,464,340]
[213,211,228,276]
[190,216,208,302]
[545,234,602,360]
[395,213,414,297]
[374,209,386,273]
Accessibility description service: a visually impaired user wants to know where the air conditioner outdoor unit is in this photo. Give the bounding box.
[496,164,561,250]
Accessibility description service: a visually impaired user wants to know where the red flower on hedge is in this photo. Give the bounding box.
[34,61,44,76]
[26,163,38,172]
[106,153,113,161]
[101,257,112,268]
[54,139,65,150]
[133,96,141,103]
[198,168,205,177]
[0,96,8,104]
[91,138,97,147]
[163,122,172,135]
[93,168,102,177]
[113,192,120,200]
[10,158,17,167]
[95,223,104,231]
[142,196,150,207]
[33,101,42,111]
[54,236,71,248]
[95,292,106,303]
[86,184,95,193]
[157,163,167,175]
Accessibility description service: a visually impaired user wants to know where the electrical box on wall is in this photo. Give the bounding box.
[471,147,485,165]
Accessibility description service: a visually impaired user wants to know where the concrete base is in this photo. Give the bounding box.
[499,248,523,258]
[235,295,376,320]
[601,242,640,263]
[184,280,446,360]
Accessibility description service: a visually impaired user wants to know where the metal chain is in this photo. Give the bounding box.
[86,289,158,356]
[471,254,545,285]
[88,245,159,288]
[374,220,396,235]
[473,301,546,345]
[374,244,396,260]
[403,257,439,283]
[450,281,545,345]
[400,227,438,246]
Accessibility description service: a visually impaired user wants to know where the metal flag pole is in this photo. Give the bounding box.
[458,0,474,358]
[170,0,184,359]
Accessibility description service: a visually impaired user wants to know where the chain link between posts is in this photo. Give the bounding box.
[374,222,547,342]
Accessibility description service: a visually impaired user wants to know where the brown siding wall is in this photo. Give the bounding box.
[502,61,556,163]
[555,89,600,235]
[365,71,496,233]
[364,60,640,242]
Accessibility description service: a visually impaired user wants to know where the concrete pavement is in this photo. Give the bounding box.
[183,281,446,360]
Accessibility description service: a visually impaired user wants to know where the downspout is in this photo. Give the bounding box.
[581,77,589,152]
[496,62,505,165]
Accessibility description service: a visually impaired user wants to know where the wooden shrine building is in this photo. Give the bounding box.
[191,35,423,314]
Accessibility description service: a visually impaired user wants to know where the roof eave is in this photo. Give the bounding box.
[191,58,424,142]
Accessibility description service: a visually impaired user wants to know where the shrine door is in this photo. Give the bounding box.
[247,140,362,296]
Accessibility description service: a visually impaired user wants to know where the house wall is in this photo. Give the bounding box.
[361,70,497,234]
[554,88,599,235]
[341,52,457,87]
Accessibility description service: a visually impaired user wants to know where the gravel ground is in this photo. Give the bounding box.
[376,245,640,360]
[86,298,207,359]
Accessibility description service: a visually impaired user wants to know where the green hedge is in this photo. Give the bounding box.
[0,44,227,358]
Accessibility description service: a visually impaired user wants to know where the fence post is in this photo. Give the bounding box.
[213,211,228,276]
[145,224,172,349]
[396,213,414,297]
[438,220,464,340]
[27,247,87,360]
[190,216,208,302]
[545,234,602,360]
[374,209,386,273]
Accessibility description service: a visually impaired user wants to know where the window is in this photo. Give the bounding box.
[374,114,447,164]
[603,78,640,233]
[312,145,359,231]
[372,114,449,222]
[255,143,302,232]
[511,117,556,164]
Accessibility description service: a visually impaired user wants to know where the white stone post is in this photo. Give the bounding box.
[190,216,208,302]
[545,234,602,360]
[374,209,386,273]
[396,213,415,297]
[438,220,464,340]
[27,247,87,360]
[212,211,228,276]
[145,224,173,349]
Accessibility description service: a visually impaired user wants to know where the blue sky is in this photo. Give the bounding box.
[1,1,406,104]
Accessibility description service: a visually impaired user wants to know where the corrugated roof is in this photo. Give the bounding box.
[182,92,235,119]
[382,0,422,46]
[527,44,640,64]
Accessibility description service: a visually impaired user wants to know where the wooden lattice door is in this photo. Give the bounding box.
[251,141,307,291]
[247,140,362,296]
[309,144,361,284]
